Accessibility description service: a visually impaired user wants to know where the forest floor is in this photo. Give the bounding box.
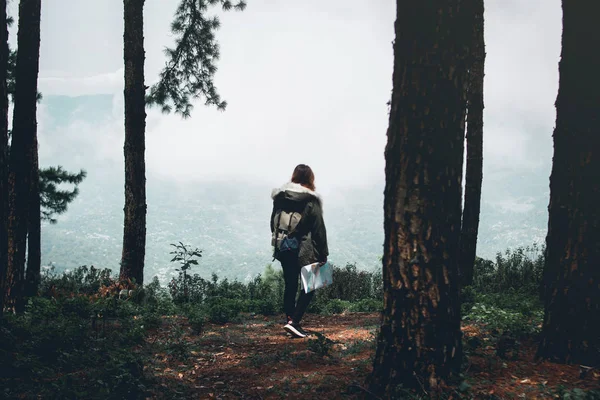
[142,312,600,399]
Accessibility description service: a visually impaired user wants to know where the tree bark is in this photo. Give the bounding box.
[459,0,485,288]
[5,0,41,313]
[0,0,9,317]
[537,0,600,366]
[368,0,473,396]
[120,0,146,286]
[25,134,40,298]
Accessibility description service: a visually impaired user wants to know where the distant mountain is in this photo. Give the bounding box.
[38,95,550,283]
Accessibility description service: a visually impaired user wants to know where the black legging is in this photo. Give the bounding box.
[281,258,314,324]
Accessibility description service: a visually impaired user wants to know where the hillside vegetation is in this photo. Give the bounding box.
[1,245,599,399]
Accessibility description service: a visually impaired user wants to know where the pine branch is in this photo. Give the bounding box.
[39,166,87,224]
[146,0,246,118]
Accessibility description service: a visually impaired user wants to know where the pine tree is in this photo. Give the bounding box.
[367,0,473,396]
[5,0,41,312]
[120,0,245,284]
[537,0,600,366]
[5,35,81,297]
[0,0,9,317]
[24,133,39,298]
[121,0,147,285]
[459,0,485,288]
[23,166,85,297]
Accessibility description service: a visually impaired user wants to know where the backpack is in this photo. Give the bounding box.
[271,208,303,261]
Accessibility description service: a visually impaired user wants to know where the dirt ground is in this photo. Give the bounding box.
[145,313,600,399]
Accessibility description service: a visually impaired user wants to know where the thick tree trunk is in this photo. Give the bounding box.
[459,0,485,288]
[5,0,41,313]
[0,0,9,317]
[25,134,40,298]
[368,0,472,396]
[537,0,600,366]
[120,0,146,285]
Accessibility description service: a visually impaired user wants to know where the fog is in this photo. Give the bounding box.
[5,0,564,277]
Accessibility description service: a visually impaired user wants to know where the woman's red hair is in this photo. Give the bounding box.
[291,164,315,191]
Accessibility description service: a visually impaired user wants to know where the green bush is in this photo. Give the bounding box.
[552,387,600,400]
[140,309,162,330]
[311,263,381,304]
[185,309,206,334]
[204,297,242,324]
[61,296,94,318]
[472,244,544,296]
[460,285,477,314]
[39,265,116,297]
[306,293,327,314]
[245,298,277,316]
[323,299,352,315]
[463,302,543,337]
[0,299,149,399]
[348,298,382,313]
[460,243,546,339]
[143,277,178,316]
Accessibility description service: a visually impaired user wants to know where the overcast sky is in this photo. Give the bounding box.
[10,0,562,193]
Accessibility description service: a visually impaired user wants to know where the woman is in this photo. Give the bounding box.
[270,164,328,338]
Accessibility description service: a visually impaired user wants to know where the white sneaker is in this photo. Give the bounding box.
[284,322,307,338]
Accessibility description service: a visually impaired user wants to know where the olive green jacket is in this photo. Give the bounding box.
[270,182,329,266]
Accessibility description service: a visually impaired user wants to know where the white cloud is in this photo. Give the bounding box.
[39,69,124,97]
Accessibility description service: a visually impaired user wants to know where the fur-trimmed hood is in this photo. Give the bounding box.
[271,181,322,206]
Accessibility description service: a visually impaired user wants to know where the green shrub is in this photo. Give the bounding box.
[140,310,162,330]
[552,387,600,400]
[185,309,207,334]
[245,298,277,316]
[61,296,93,318]
[39,265,116,297]
[306,293,327,314]
[460,285,477,314]
[0,298,149,400]
[472,244,544,296]
[143,277,178,315]
[311,263,380,304]
[323,299,352,315]
[463,302,543,337]
[204,297,242,324]
[246,266,284,313]
[25,296,60,320]
[348,298,382,313]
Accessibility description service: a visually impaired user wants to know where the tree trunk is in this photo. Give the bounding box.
[459,0,485,288]
[537,0,600,366]
[0,0,9,317]
[5,0,41,313]
[120,0,146,286]
[25,134,40,298]
[367,0,473,396]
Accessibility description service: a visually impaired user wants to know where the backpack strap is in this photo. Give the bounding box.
[286,211,297,236]
[272,208,283,260]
